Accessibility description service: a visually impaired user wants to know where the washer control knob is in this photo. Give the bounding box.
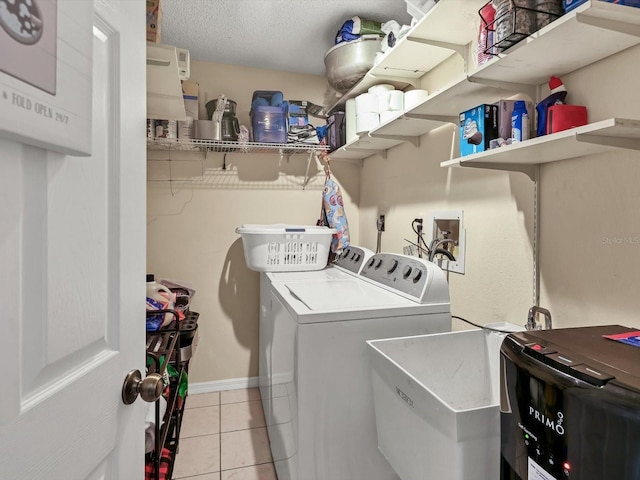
[387,259,399,274]
[375,259,383,269]
[402,265,412,279]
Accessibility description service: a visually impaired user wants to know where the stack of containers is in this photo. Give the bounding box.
[355,84,404,135]
[375,85,404,124]
[250,91,288,143]
[355,91,380,135]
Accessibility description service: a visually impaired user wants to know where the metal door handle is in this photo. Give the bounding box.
[121,369,164,405]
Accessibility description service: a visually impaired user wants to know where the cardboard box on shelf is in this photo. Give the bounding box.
[459,104,498,157]
[288,100,310,128]
[496,99,534,140]
[147,0,162,43]
[181,81,199,119]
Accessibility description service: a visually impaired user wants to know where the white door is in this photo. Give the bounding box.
[0,0,146,479]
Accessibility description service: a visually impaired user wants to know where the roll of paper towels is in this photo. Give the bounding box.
[355,93,379,114]
[368,84,395,95]
[378,90,404,112]
[380,110,401,124]
[356,112,380,134]
[346,99,357,143]
[403,89,429,111]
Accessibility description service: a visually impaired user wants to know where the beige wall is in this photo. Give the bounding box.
[537,45,640,329]
[359,124,535,329]
[147,61,361,383]
[148,43,640,385]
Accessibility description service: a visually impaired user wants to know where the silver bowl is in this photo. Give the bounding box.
[324,35,382,93]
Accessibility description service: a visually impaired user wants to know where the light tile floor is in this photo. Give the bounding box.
[172,388,278,480]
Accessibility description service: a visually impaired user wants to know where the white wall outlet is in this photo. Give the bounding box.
[428,210,466,274]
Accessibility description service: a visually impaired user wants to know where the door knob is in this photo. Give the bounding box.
[122,369,164,405]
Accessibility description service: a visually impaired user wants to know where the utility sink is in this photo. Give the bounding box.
[367,323,522,480]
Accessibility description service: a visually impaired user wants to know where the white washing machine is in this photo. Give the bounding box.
[262,252,451,480]
[259,246,375,427]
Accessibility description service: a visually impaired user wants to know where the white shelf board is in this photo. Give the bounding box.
[411,74,511,117]
[327,0,487,111]
[328,132,405,161]
[441,118,640,170]
[374,0,487,78]
[471,1,640,86]
[351,133,405,152]
[373,112,447,137]
[328,74,413,113]
[330,2,640,163]
[352,1,640,142]
[327,138,369,160]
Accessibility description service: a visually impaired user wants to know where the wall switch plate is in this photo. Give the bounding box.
[428,210,466,274]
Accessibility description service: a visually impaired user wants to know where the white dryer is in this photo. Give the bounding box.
[259,246,374,426]
[263,253,451,480]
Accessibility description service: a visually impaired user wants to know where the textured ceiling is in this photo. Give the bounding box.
[159,0,413,77]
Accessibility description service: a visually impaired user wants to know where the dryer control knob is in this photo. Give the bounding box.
[413,269,423,283]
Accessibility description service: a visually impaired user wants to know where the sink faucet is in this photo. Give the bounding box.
[526,306,553,330]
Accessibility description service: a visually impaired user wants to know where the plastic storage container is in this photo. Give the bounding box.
[235,224,336,272]
[251,91,288,144]
[511,100,530,141]
[146,274,176,328]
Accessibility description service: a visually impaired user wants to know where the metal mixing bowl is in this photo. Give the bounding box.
[324,35,382,93]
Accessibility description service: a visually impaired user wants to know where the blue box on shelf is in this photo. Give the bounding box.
[288,100,309,128]
[459,104,498,157]
[564,0,640,12]
[251,90,288,143]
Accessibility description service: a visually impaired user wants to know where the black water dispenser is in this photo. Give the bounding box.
[500,326,640,480]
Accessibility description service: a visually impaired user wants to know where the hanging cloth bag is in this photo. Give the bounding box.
[316,151,350,257]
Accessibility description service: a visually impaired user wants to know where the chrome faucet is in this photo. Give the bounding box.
[526,306,553,330]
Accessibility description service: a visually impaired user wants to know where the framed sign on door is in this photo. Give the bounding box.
[0,0,93,156]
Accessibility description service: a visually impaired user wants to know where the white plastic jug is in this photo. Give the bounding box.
[146,274,176,327]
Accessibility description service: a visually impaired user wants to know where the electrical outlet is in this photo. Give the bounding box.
[377,214,385,232]
[428,210,466,274]
[403,245,419,257]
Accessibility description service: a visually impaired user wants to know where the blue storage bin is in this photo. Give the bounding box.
[251,90,288,143]
[251,105,288,143]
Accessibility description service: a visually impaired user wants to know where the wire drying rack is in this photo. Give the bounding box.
[147,137,330,155]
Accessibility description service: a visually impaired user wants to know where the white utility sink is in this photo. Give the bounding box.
[367,323,523,480]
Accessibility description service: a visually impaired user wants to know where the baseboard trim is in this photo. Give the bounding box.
[188,376,259,395]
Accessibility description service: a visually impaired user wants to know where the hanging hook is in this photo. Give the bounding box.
[320,148,331,179]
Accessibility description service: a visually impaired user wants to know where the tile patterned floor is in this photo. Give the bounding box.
[172,388,278,480]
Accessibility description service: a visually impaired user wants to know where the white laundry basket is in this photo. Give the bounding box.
[236,224,336,272]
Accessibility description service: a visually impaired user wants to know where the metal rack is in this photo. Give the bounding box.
[147,137,329,155]
[145,310,200,480]
[147,138,330,189]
